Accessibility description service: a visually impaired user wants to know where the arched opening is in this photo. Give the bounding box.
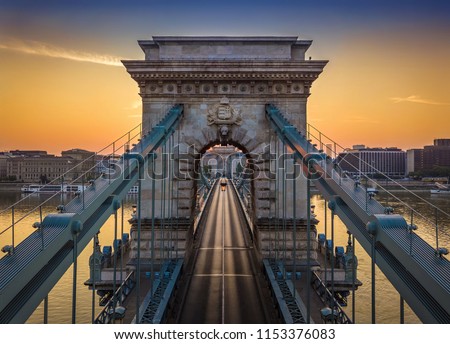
[178,143,267,324]
[195,143,255,228]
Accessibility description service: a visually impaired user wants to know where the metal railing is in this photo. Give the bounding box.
[0,123,142,256]
[306,122,450,252]
[94,270,136,324]
[311,271,352,324]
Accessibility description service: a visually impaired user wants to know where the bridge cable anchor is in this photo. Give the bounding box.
[436,247,449,259]
[1,245,14,255]
[384,207,394,215]
[408,224,418,231]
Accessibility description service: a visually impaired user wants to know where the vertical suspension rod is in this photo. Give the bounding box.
[11,206,15,251]
[112,208,118,323]
[150,156,157,308]
[282,142,287,274]
[44,296,48,324]
[161,143,166,260]
[275,138,280,261]
[352,233,356,324]
[176,130,180,259]
[435,208,439,253]
[371,235,376,324]
[306,175,311,323]
[400,296,404,324]
[120,200,124,298]
[331,211,335,313]
[324,200,327,288]
[268,134,272,259]
[71,234,78,324]
[135,177,142,324]
[168,134,174,259]
[91,235,96,323]
[292,162,297,296]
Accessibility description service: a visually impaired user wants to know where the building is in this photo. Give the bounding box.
[423,139,450,170]
[5,149,96,183]
[337,145,406,178]
[0,152,10,179]
[202,146,244,178]
[62,148,96,180]
[406,149,424,174]
[6,154,74,183]
[8,150,47,157]
[406,139,450,173]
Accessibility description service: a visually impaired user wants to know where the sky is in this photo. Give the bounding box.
[0,0,449,154]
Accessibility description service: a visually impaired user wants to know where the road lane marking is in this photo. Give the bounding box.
[221,188,226,324]
[199,247,249,250]
[192,274,254,277]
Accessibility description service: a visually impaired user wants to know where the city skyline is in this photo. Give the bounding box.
[1,0,449,155]
[2,137,449,156]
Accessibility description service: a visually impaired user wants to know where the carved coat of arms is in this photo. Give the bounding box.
[207,97,242,126]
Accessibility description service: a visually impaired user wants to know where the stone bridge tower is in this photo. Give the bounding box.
[123,36,327,265]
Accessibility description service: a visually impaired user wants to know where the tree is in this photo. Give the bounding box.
[40,174,49,184]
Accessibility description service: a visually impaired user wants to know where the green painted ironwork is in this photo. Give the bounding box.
[265,103,450,323]
[0,105,183,323]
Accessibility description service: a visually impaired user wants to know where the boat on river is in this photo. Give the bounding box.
[21,184,86,194]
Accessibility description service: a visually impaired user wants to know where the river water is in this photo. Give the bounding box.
[0,190,449,324]
[0,191,136,324]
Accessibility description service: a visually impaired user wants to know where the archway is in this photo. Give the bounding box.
[123,36,327,265]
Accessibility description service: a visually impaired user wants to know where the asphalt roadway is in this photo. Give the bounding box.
[178,183,268,323]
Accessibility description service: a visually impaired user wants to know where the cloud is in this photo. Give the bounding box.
[124,101,142,110]
[389,95,449,106]
[0,38,124,67]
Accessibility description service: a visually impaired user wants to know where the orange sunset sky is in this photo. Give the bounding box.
[0,0,449,155]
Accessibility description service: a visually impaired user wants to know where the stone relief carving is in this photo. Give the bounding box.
[207,97,243,126]
[142,80,305,96]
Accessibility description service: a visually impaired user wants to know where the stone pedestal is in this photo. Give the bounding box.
[257,218,319,269]
[127,218,191,267]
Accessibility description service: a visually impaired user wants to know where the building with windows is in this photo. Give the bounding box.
[202,146,244,179]
[406,139,450,173]
[62,148,96,180]
[406,149,424,174]
[0,152,10,179]
[423,139,450,170]
[5,149,96,183]
[337,145,406,178]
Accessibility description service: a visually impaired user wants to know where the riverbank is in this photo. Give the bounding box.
[310,179,446,193]
[367,180,447,192]
[0,182,23,191]
[0,180,445,193]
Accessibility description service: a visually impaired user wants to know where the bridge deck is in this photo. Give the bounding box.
[0,223,65,290]
[384,225,450,294]
[177,183,269,323]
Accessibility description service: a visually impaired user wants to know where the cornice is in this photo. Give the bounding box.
[122,59,328,69]
[128,72,322,81]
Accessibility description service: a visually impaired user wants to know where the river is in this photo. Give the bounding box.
[0,189,449,324]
